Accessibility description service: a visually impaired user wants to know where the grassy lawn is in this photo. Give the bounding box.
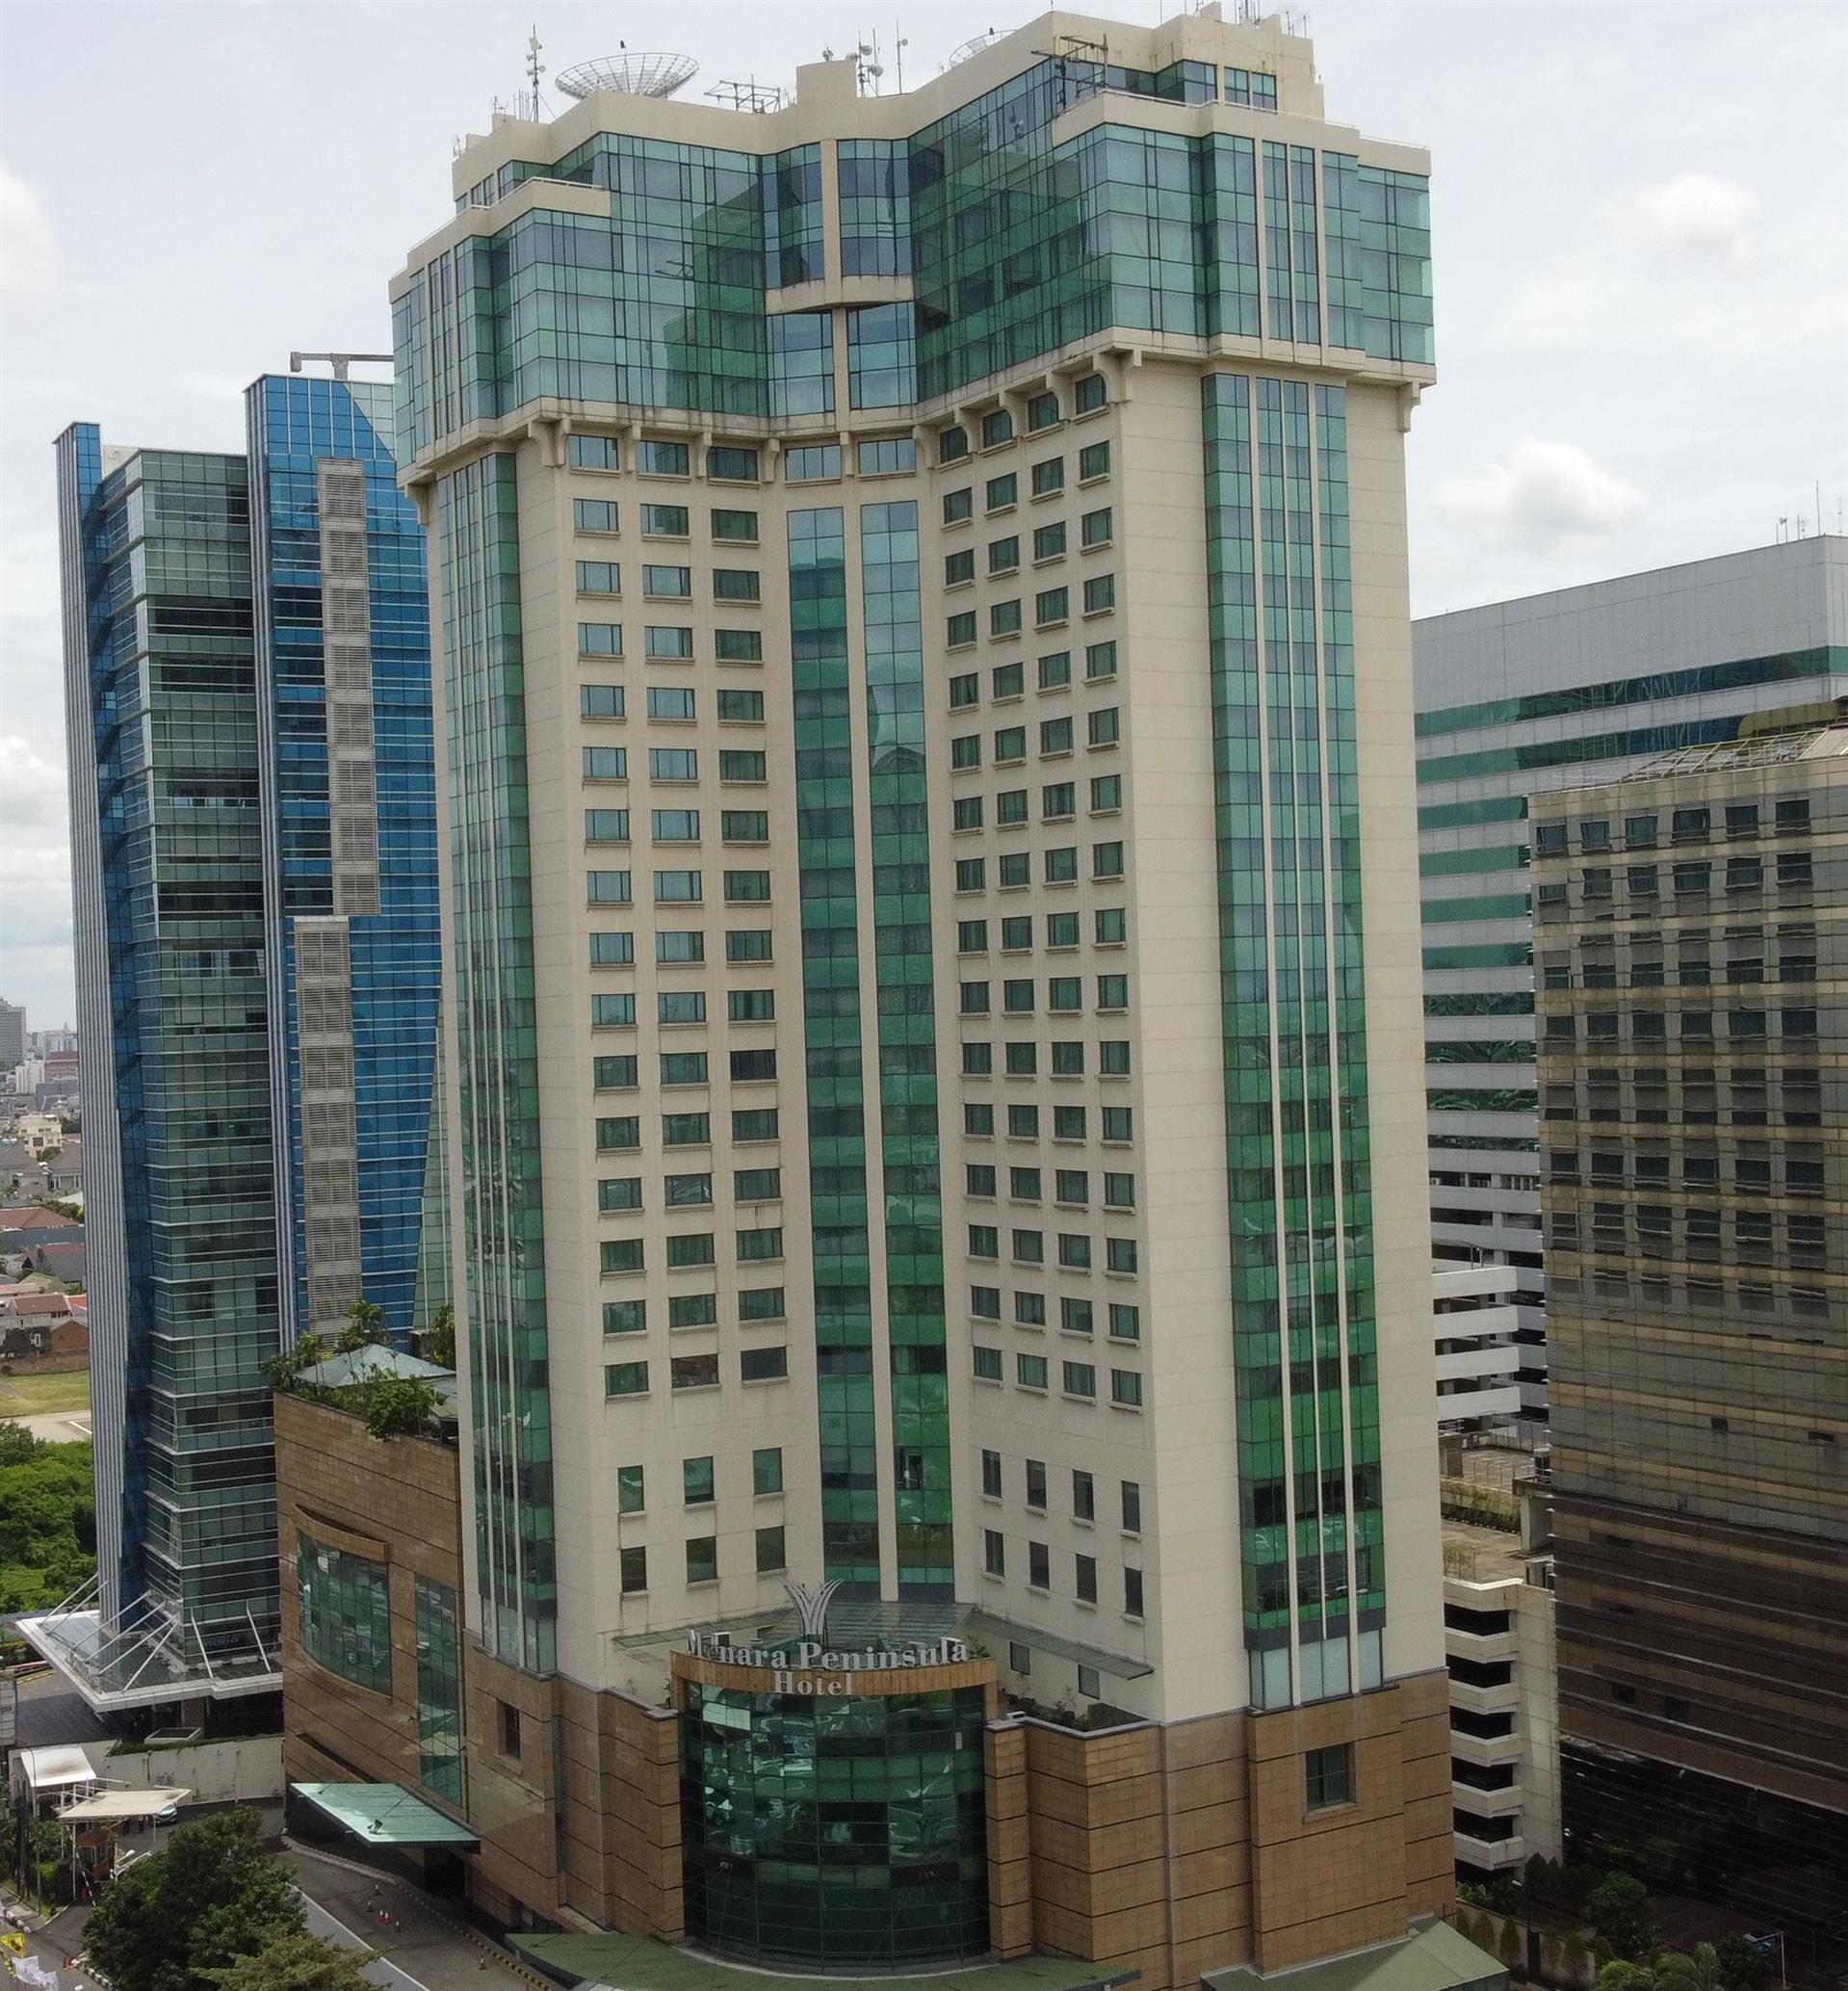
[0,1368,91,1419]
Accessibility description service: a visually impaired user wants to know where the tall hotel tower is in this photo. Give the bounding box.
[381,10,1475,1979]
[44,371,444,1711]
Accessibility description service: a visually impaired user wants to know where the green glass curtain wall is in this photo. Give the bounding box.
[436,453,556,1673]
[1202,373,1384,1712]
[860,500,952,1593]
[788,507,880,1590]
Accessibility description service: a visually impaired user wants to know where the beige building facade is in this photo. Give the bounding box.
[359,7,1481,1978]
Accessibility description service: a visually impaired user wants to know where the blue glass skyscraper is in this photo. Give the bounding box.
[41,368,445,1710]
[247,374,447,1345]
[53,430,280,1681]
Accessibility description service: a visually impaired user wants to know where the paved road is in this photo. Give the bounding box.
[3,1410,91,1444]
[282,1845,543,1991]
[2,1851,542,1991]
[12,1670,111,1748]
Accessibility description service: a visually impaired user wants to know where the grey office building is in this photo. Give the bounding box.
[0,1001,25,1074]
[1415,536,1848,1428]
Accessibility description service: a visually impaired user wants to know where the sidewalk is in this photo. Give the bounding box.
[281,1843,549,1991]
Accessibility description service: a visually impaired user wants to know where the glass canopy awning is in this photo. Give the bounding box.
[290,1782,479,1848]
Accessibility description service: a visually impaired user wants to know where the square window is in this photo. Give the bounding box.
[1306,1742,1353,1810]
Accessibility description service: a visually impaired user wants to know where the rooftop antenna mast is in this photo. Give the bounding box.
[707,78,786,112]
[521,25,551,120]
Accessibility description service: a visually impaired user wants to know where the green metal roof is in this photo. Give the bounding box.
[508,1932,1139,1991]
[290,1782,479,1848]
[1205,1919,1506,1991]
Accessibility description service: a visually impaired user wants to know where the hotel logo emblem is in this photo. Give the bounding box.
[782,1577,842,1642]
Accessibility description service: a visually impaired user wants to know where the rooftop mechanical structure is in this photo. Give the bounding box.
[556,52,699,101]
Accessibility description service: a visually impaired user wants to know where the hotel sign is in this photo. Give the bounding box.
[681,1577,972,1690]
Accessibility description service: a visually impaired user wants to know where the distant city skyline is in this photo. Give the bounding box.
[2,0,1844,1024]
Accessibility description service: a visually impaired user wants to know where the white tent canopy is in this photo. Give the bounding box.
[11,1743,97,1794]
[58,1787,191,1821]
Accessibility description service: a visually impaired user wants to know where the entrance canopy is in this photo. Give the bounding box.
[291,1782,479,1848]
[11,1745,97,1795]
[59,1788,192,1821]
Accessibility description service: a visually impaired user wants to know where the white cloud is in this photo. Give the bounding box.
[0,162,62,309]
[1627,170,1758,254]
[1433,438,1645,556]
[0,735,67,835]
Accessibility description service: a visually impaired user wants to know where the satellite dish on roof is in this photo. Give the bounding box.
[557,52,700,99]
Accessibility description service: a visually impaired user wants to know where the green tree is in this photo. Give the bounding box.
[262,1332,327,1393]
[1712,1936,1769,1991]
[420,1301,455,1369]
[335,1299,386,1352]
[1586,1874,1662,1964]
[363,1375,440,1440]
[1656,1948,1724,1991]
[1595,1964,1657,1991]
[0,1421,40,1468]
[198,1930,380,1991]
[82,1809,303,1991]
[0,1435,95,1611]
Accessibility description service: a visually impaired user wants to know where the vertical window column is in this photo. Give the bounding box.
[861,500,951,1593]
[437,454,556,1672]
[789,507,880,1590]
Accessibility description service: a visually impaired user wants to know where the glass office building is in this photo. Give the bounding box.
[1415,537,1848,1434]
[1529,725,1848,1961]
[374,12,1497,1982]
[43,374,444,1711]
[53,432,281,1675]
[247,373,448,1343]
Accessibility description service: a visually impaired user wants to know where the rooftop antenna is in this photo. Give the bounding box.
[707,78,785,112]
[559,51,700,99]
[945,28,1000,69]
[895,27,908,91]
[856,34,884,93]
[520,25,552,119]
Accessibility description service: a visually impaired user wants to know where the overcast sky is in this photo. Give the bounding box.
[2,0,1844,1028]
